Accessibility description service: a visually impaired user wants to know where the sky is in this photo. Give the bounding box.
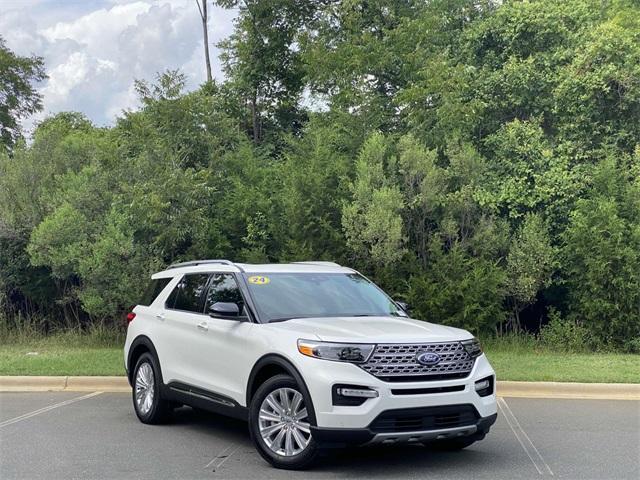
[1,0,237,131]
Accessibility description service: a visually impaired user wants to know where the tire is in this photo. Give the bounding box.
[249,374,320,470]
[425,435,479,451]
[132,352,171,424]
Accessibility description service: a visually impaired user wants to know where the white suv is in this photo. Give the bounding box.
[124,260,497,469]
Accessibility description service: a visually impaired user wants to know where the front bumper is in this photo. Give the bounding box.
[295,353,497,432]
[311,410,497,447]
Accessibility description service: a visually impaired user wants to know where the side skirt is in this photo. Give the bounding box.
[162,381,248,421]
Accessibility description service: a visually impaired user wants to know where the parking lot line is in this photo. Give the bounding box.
[0,391,102,429]
[498,397,554,476]
[204,443,241,472]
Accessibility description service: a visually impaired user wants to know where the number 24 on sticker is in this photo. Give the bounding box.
[248,276,270,285]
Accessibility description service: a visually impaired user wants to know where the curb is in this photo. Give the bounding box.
[0,376,638,400]
[0,376,130,393]
[497,381,640,400]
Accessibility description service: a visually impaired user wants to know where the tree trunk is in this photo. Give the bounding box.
[197,0,213,83]
[513,306,521,333]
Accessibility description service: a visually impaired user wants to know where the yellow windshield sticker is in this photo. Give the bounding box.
[248,275,270,285]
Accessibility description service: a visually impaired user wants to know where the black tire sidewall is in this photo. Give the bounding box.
[132,352,166,424]
[249,374,320,470]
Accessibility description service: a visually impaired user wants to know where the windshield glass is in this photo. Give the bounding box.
[242,272,403,322]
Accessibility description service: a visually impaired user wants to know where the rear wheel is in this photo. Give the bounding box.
[132,352,171,424]
[249,374,320,469]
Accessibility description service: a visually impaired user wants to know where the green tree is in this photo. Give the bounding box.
[217,0,319,143]
[0,113,106,327]
[342,133,405,267]
[394,135,445,268]
[506,214,556,332]
[2,0,639,350]
[562,156,640,349]
[273,117,353,261]
[0,36,47,152]
[408,241,506,335]
[554,7,640,153]
[305,1,494,133]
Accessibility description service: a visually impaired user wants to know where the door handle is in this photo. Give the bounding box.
[155,313,165,320]
[197,321,208,331]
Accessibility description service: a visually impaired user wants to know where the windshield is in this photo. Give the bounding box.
[242,272,404,323]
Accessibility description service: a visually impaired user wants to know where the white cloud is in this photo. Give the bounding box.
[42,51,91,100]
[1,0,236,132]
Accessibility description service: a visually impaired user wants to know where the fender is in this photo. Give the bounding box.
[127,335,162,386]
[246,353,318,425]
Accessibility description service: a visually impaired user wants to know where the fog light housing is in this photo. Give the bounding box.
[475,379,490,390]
[332,384,378,406]
[337,387,379,398]
[475,376,494,397]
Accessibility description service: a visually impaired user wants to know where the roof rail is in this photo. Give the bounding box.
[167,259,238,270]
[292,261,341,267]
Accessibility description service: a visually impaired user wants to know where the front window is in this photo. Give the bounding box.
[204,273,247,316]
[243,272,403,323]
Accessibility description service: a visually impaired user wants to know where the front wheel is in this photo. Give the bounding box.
[249,374,320,469]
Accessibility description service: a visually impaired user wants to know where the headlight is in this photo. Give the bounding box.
[461,337,482,358]
[297,339,375,363]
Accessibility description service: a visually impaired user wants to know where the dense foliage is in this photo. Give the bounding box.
[1,0,639,351]
[0,37,46,153]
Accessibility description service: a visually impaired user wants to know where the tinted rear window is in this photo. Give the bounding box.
[139,278,171,306]
[166,274,210,313]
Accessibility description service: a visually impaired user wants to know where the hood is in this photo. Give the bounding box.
[270,316,472,343]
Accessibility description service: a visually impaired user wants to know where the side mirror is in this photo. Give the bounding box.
[208,302,243,320]
[395,300,410,315]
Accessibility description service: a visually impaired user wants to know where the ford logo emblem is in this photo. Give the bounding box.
[416,351,441,366]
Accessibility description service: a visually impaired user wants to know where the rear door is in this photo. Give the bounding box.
[158,273,211,386]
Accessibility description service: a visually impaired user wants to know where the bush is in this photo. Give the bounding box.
[624,337,640,354]
[407,242,506,335]
[540,308,594,353]
[561,158,640,350]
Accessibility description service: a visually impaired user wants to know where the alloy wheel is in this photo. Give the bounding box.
[258,387,311,457]
[135,362,155,415]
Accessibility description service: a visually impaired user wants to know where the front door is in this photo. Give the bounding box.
[190,273,253,403]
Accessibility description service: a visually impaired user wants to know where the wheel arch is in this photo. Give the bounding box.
[127,335,162,385]
[246,354,317,424]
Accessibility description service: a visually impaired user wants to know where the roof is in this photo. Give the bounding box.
[151,260,354,279]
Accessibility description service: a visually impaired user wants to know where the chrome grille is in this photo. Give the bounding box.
[360,342,475,380]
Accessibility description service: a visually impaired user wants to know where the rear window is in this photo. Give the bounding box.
[139,278,172,306]
[166,274,210,313]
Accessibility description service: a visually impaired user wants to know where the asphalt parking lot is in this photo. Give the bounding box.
[0,392,638,479]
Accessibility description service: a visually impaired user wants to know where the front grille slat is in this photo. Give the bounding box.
[361,341,475,381]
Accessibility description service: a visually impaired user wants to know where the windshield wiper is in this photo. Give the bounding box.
[267,313,399,322]
[267,317,297,323]
[267,316,320,323]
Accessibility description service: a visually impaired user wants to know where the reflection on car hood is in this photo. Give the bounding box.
[271,316,472,343]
